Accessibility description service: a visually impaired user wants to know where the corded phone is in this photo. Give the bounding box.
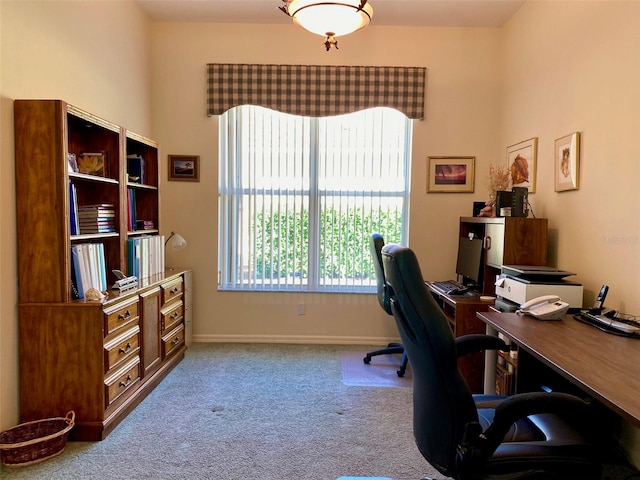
[517,295,570,321]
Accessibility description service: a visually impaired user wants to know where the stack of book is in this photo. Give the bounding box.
[70,243,108,299]
[78,204,116,234]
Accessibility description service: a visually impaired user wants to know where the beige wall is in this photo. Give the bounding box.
[152,22,502,343]
[499,0,640,465]
[0,0,152,429]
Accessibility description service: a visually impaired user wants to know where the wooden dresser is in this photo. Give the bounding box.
[19,271,189,441]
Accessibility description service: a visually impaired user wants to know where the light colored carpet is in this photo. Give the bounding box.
[1,343,637,480]
[0,343,434,480]
[341,351,411,388]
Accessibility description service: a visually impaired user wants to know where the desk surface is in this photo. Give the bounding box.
[477,310,640,427]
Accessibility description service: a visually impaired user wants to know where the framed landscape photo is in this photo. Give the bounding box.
[555,132,580,192]
[427,156,475,193]
[168,155,200,182]
[506,137,537,193]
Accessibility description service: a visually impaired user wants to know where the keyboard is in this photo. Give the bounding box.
[431,280,468,295]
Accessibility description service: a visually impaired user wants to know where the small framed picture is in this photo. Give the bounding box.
[427,156,475,193]
[506,137,537,193]
[555,132,580,192]
[168,155,200,182]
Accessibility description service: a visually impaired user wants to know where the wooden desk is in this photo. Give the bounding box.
[477,310,640,427]
[427,284,494,392]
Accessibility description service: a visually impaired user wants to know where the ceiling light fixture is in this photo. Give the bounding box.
[279,0,373,51]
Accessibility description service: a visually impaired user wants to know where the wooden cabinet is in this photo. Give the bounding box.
[426,217,549,392]
[14,99,189,440]
[459,217,548,295]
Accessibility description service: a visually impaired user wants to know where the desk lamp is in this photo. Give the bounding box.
[165,231,187,271]
[165,231,187,251]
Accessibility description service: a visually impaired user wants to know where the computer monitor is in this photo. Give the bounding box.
[455,236,484,289]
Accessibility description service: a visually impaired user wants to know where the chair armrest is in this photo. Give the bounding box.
[455,334,509,358]
[483,391,592,453]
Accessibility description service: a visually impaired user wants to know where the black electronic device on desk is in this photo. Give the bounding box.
[574,284,640,337]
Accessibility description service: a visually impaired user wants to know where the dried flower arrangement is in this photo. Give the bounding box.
[487,163,511,199]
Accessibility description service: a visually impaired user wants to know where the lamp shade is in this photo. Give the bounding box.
[165,231,187,251]
[287,0,373,37]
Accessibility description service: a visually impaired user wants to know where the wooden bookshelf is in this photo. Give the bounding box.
[14,99,187,440]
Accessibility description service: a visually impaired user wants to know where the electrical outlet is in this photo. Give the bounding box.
[297,304,306,315]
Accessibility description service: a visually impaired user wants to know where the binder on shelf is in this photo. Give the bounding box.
[69,183,80,235]
[70,246,84,299]
[127,155,145,184]
[127,235,165,281]
[71,243,107,296]
[127,189,137,231]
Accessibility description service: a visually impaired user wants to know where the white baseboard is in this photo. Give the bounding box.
[192,334,401,346]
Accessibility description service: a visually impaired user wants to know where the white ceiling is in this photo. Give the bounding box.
[135,0,526,27]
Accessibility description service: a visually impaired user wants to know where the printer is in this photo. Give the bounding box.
[494,265,584,312]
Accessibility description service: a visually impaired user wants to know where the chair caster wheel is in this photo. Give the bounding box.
[397,369,405,377]
[363,356,371,364]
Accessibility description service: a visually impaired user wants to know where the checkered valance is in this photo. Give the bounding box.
[207,64,426,119]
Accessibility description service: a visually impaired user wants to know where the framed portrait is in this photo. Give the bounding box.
[427,156,475,193]
[506,138,537,193]
[555,132,580,192]
[168,155,200,182]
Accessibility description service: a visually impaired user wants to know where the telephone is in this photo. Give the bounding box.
[517,295,570,321]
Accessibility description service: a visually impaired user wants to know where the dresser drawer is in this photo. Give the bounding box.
[104,299,139,337]
[104,357,140,408]
[161,301,183,333]
[162,323,185,359]
[161,278,183,307]
[104,325,140,372]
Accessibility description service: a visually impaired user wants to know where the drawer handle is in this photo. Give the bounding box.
[118,342,132,354]
[119,375,133,388]
[171,337,181,345]
[117,310,131,321]
[170,287,179,295]
[170,312,179,320]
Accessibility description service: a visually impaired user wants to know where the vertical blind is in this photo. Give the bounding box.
[219,106,411,292]
[207,64,426,119]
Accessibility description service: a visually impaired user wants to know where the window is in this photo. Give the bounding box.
[219,105,412,292]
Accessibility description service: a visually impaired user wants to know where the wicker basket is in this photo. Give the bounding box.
[0,411,75,468]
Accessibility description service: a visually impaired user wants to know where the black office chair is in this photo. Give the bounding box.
[381,244,602,480]
[363,233,408,377]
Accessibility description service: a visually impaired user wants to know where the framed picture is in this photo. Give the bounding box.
[506,138,537,193]
[427,156,475,193]
[168,155,200,182]
[555,132,580,192]
[77,152,106,177]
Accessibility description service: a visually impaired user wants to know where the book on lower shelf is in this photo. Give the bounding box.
[127,235,165,280]
[71,243,108,298]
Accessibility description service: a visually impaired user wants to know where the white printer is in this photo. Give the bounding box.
[495,265,584,311]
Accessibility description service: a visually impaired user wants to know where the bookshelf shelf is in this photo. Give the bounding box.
[69,172,120,185]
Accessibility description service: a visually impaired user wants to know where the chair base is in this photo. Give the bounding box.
[363,344,409,377]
